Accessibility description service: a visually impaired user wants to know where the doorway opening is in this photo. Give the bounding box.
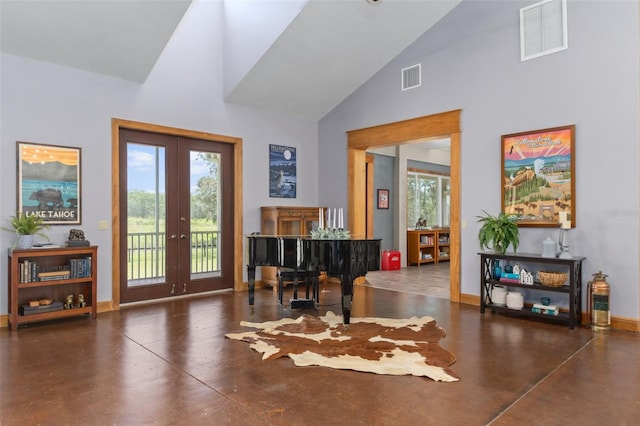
[347,110,461,302]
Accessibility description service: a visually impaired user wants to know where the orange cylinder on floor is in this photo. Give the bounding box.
[381,250,401,270]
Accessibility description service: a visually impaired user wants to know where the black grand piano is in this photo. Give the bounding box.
[246,235,381,325]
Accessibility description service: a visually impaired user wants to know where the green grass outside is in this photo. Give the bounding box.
[127,217,219,280]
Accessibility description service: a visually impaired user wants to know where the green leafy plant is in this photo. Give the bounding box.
[476,210,519,254]
[3,212,51,237]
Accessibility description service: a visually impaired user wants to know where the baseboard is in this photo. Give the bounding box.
[97,300,114,313]
[460,293,480,306]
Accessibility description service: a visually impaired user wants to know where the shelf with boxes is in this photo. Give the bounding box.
[7,245,98,331]
[479,251,585,329]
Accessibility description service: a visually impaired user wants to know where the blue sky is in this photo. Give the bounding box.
[127,144,211,194]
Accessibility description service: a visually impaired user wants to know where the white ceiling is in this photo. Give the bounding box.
[0,0,193,82]
[224,0,462,120]
[0,0,462,121]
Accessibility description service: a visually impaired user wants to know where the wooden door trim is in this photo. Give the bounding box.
[346,110,461,302]
[111,118,243,309]
[366,154,374,238]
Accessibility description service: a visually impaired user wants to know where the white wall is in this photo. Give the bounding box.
[319,0,639,319]
[223,0,307,97]
[0,0,319,311]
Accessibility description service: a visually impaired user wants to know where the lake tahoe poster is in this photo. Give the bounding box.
[269,144,296,198]
[501,125,575,227]
[17,142,81,224]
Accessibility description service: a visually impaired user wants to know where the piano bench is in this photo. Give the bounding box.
[277,270,320,308]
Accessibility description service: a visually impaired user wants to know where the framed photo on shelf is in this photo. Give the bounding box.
[501,125,575,227]
[377,189,389,209]
[17,141,82,225]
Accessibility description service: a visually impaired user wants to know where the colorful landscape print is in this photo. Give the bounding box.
[502,126,574,225]
[18,143,80,224]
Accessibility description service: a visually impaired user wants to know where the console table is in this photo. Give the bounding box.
[479,251,585,329]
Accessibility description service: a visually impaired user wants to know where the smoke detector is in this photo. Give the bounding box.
[367,0,382,5]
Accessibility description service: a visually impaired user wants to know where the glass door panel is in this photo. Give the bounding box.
[189,150,221,280]
[126,143,167,287]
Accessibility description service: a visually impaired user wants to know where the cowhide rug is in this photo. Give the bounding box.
[225,311,459,382]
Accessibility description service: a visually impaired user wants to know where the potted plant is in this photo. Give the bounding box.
[3,212,51,249]
[476,210,519,254]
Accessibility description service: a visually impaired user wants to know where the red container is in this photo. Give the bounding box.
[381,250,401,270]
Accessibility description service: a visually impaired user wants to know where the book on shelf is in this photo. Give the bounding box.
[20,300,64,316]
[38,270,71,281]
[32,242,60,248]
[16,256,92,282]
[19,260,39,283]
[65,240,90,247]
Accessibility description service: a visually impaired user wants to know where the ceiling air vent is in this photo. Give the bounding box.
[401,64,421,91]
[520,0,568,61]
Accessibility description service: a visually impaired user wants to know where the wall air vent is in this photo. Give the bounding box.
[401,64,421,91]
[520,0,568,61]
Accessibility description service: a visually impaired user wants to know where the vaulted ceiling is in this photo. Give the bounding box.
[0,0,462,121]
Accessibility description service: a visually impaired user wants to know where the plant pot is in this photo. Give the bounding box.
[16,234,33,249]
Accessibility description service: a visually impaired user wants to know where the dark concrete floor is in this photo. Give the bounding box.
[1,280,638,425]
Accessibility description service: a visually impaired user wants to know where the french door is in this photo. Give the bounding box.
[119,129,234,303]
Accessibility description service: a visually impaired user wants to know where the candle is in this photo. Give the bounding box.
[333,208,337,229]
[319,208,323,229]
[339,208,343,229]
[327,208,331,229]
[558,211,568,224]
[561,220,571,229]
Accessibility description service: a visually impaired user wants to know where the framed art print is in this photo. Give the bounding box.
[17,141,82,225]
[269,144,297,198]
[501,125,575,227]
[377,189,389,209]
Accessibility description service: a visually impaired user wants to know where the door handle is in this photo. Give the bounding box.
[180,234,187,239]
[170,234,177,239]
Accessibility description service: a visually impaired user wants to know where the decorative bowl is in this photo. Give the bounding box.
[537,271,568,287]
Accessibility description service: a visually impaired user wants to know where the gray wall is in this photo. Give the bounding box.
[1,0,638,321]
[372,153,395,251]
[319,0,639,319]
[0,1,320,308]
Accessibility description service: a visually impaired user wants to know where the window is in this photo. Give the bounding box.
[407,171,450,228]
[520,0,568,61]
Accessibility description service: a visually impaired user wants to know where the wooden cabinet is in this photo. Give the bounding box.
[479,251,585,329]
[7,246,98,330]
[260,206,321,286]
[407,230,436,266]
[407,229,450,266]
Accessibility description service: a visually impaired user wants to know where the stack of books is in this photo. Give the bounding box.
[20,300,64,316]
[38,270,71,281]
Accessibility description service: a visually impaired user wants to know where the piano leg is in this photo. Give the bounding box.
[340,274,353,327]
[248,265,256,313]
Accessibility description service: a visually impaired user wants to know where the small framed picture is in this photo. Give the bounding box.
[377,189,389,209]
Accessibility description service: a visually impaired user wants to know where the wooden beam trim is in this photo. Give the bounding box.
[347,110,461,149]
